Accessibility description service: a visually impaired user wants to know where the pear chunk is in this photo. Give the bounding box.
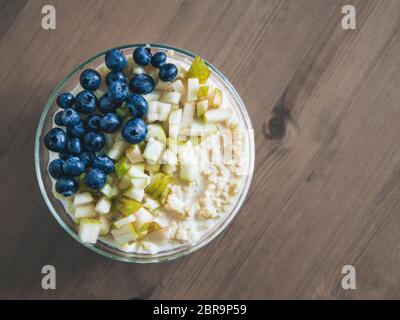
[79,218,101,244]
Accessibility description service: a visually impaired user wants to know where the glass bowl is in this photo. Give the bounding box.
[35,44,255,263]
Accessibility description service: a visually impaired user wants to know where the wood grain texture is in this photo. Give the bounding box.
[1,0,400,299]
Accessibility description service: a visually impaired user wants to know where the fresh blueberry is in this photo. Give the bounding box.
[67,138,82,155]
[84,131,105,152]
[108,81,129,103]
[48,159,65,179]
[44,128,67,152]
[79,151,95,167]
[54,111,64,126]
[159,63,178,82]
[59,152,73,161]
[67,121,85,138]
[126,94,148,118]
[106,71,127,86]
[61,108,80,126]
[133,46,151,66]
[62,156,85,177]
[105,49,127,72]
[151,51,167,68]
[86,114,102,131]
[99,113,121,133]
[129,73,155,95]
[56,92,75,109]
[79,69,101,91]
[99,93,121,113]
[121,118,147,144]
[55,177,79,196]
[93,155,114,174]
[85,168,107,190]
[75,90,98,114]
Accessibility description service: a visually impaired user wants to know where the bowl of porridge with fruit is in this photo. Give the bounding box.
[35,44,254,263]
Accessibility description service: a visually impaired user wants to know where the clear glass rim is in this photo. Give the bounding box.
[34,43,255,263]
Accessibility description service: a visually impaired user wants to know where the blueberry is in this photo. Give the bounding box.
[54,111,64,126]
[106,71,127,86]
[67,138,82,155]
[75,90,98,114]
[55,177,79,196]
[129,73,155,95]
[44,128,67,152]
[56,92,75,109]
[86,114,102,131]
[159,63,178,82]
[79,151,95,167]
[93,155,114,174]
[108,81,129,103]
[85,168,107,190]
[121,118,147,144]
[84,131,105,152]
[48,159,65,179]
[99,93,120,113]
[126,94,148,118]
[67,121,85,138]
[151,51,167,68]
[133,46,151,66]
[105,49,127,72]
[62,156,85,177]
[79,69,101,91]
[99,113,121,133]
[59,152,73,160]
[61,108,80,126]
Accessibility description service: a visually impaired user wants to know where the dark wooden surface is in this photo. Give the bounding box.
[1,0,400,299]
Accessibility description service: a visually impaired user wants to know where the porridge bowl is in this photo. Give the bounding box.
[35,44,254,263]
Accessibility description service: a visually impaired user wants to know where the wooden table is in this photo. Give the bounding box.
[1,0,400,299]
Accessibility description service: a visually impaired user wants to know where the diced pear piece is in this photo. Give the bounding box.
[157,101,172,121]
[179,103,195,136]
[171,79,185,94]
[126,163,145,178]
[145,161,161,173]
[167,138,179,155]
[130,176,150,189]
[142,91,162,104]
[155,80,172,92]
[73,192,94,206]
[111,223,139,246]
[161,164,177,176]
[145,172,172,199]
[209,88,223,108]
[115,156,131,178]
[143,138,165,165]
[107,140,129,161]
[74,204,97,218]
[124,188,145,202]
[161,149,178,166]
[143,196,161,212]
[133,208,154,230]
[146,123,167,144]
[113,214,136,229]
[117,175,131,191]
[115,196,142,216]
[145,229,169,244]
[133,66,145,74]
[99,215,111,235]
[95,196,112,215]
[187,78,199,102]
[178,142,199,182]
[125,144,143,164]
[78,218,101,244]
[100,184,119,199]
[168,109,182,139]
[196,99,209,117]
[96,64,110,81]
[160,92,181,105]
[203,109,232,123]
